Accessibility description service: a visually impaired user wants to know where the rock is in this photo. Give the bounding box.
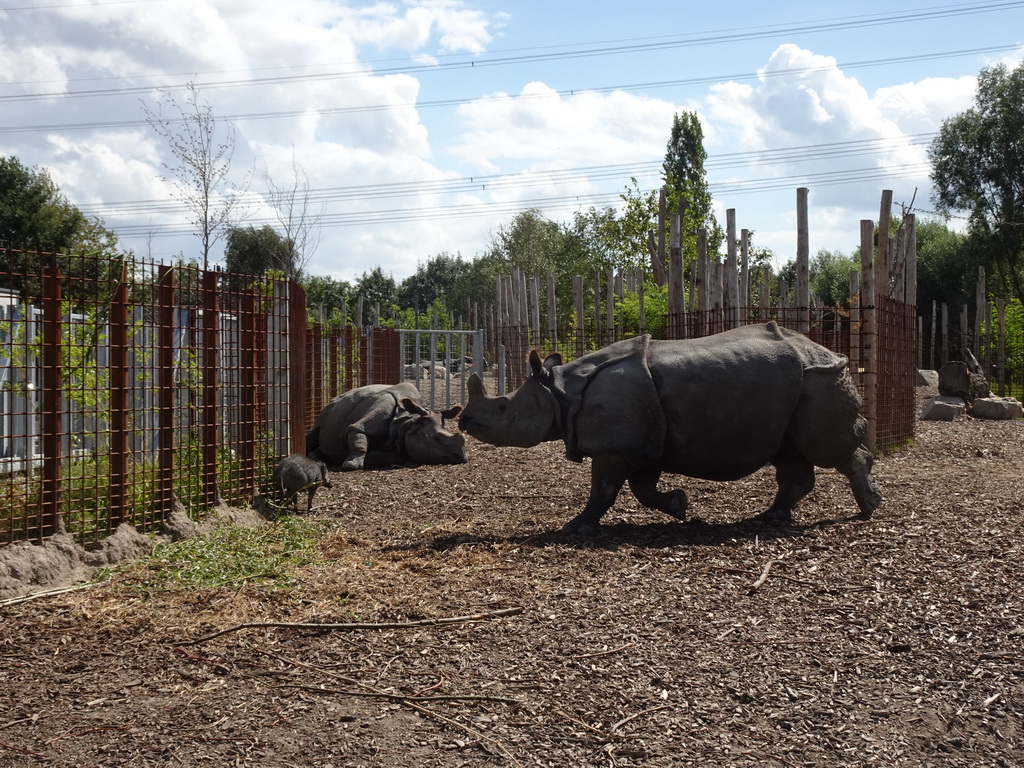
[971,397,1024,420]
[920,396,966,421]
[938,361,990,404]
[916,370,939,387]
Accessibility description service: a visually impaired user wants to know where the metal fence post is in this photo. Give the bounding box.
[157,266,175,519]
[237,289,257,495]
[109,263,129,526]
[201,270,220,506]
[287,281,308,455]
[40,266,63,538]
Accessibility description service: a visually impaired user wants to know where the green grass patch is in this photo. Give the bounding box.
[107,516,329,591]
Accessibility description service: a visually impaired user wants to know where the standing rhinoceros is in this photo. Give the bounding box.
[306,382,466,470]
[458,322,881,533]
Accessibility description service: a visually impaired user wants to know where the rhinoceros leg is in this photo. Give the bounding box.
[836,445,882,519]
[628,466,688,521]
[562,455,631,533]
[342,431,369,471]
[761,442,816,524]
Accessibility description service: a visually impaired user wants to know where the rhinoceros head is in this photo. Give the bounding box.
[458,350,563,447]
[393,398,467,465]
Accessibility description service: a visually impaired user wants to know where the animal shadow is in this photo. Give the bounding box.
[389,513,865,555]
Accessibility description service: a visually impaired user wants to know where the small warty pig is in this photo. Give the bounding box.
[272,454,332,513]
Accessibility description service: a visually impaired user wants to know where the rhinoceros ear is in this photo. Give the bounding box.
[400,397,430,417]
[529,349,544,376]
[467,373,487,399]
[543,352,562,370]
[440,404,463,421]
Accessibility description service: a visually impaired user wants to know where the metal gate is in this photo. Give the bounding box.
[398,329,485,410]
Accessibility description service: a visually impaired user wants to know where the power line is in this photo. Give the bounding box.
[2,41,1015,137]
[2,0,1021,100]
[76,134,936,220]
[110,162,932,238]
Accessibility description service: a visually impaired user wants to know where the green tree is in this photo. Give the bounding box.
[0,156,126,302]
[661,111,723,267]
[929,61,1024,303]
[0,156,84,252]
[143,82,250,270]
[398,252,471,315]
[484,209,578,321]
[567,206,622,272]
[224,225,296,279]
[454,254,503,324]
[617,179,660,275]
[809,249,859,307]
[302,274,353,325]
[354,266,397,314]
[915,219,975,312]
[485,209,566,275]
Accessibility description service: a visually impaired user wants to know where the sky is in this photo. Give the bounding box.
[3,0,1023,283]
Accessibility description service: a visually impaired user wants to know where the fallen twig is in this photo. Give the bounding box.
[706,566,815,588]
[0,717,42,732]
[0,583,96,607]
[280,683,518,705]
[572,642,635,660]
[611,704,672,733]
[723,639,827,646]
[46,721,136,745]
[0,741,50,760]
[983,692,1003,707]
[263,651,522,766]
[749,559,784,593]
[407,702,523,767]
[553,708,614,740]
[177,606,523,646]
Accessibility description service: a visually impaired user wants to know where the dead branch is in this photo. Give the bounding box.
[406,701,523,768]
[177,606,523,646]
[571,642,635,660]
[280,683,518,705]
[723,639,827,646]
[611,704,673,733]
[749,559,784,593]
[253,650,523,766]
[0,584,96,607]
[553,709,614,740]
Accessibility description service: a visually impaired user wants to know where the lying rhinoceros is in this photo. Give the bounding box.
[306,382,466,470]
[458,322,881,533]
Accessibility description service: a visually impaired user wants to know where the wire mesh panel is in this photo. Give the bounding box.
[0,251,301,546]
[876,298,918,453]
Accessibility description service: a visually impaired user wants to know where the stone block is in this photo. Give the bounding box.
[916,369,939,387]
[971,397,1024,420]
[920,397,966,421]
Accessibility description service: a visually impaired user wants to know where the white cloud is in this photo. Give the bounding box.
[696,43,992,260]
[874,76,976,135]
[452,82,678,172]
[0,5,1010,282]
[340,0,496,54]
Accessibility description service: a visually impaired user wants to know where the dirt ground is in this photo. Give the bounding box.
[1,388,1022,767]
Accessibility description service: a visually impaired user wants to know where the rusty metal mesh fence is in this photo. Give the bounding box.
[0,253,290,545]
[0,250,398,546]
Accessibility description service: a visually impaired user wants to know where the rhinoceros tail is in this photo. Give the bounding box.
[804,356,850,374]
